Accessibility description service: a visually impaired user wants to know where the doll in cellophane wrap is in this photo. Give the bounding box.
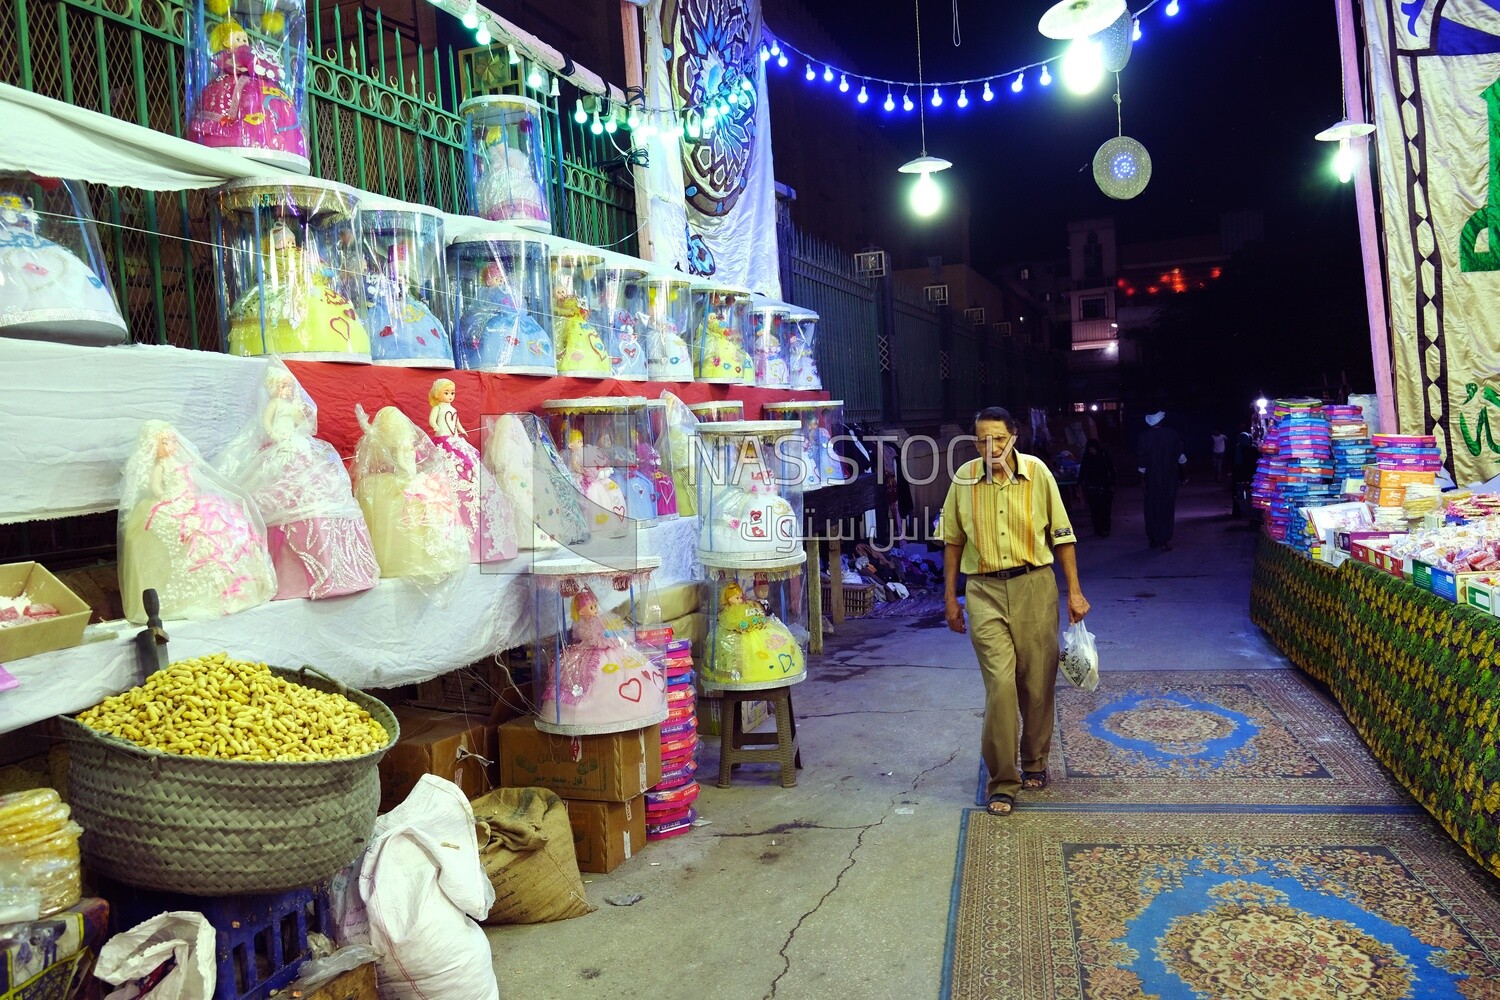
[533,562,667,736]
[657,391,700,517]
[481,413,557,551]
[696,422,804,566]
[215,361,379,600]
[118,421,277,623]
[0,178,128,345]
[551,251,611,377]
[352,404,469,587]
[359,203,452,368]
[705,569,807,690]
[427,378,517,564]
[449,235,555,375]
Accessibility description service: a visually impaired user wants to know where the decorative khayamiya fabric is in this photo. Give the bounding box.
[1363,1,1500,484]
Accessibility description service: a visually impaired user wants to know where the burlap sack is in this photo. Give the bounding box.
[471,787,594,924]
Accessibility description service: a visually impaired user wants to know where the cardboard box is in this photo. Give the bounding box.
[565,795,646,873]
[1468,579,1500,616]
[498,718,661,802]
[379,708,494,812]
[0,562,91,662]
[299,962,379,1000]
[1364,466,1437,489]
[697,694,769,737]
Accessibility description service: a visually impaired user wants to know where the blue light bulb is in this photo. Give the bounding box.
[884,91,895,111]
[957,87,968,108]
[931,87,942,107]
[902,92,914,111]
[823,65,834,82]
[839,74,849,93]
[858,84,869,104]
[1011,72,1024,93]
[777,53,788,68]
[982,81,994,101]
[1040,64,1052,86]
[806,63,815,81]
[1165,0,1179,15]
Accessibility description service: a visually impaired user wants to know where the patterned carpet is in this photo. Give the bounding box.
[944,809,1500,999]
[971,670,1413,807]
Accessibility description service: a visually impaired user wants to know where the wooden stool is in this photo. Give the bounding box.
[716,684,803,788]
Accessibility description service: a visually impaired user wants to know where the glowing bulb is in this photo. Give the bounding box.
[461,8,477,29]
[627,105,641,129]
[474,24,489,45]
[910,171,942,217]
[839,74,849,93]
[1132,19,1142,41]
[727,90,739,105]
[857,84,869,104]
[686,114,701,139]
[956,87,968,108]
[1039,64,1052,86]
[669,117,684,138]
[931,87,942,107]
[742,77,754,92]
[702,110,717,134]
[527,65,544,90]
[604,114,617,134]
[770,41,781,57]
[590,112,603,135]
[884,91,895,111]
[823,65,834,82]
[1333,138,1356,183]
[982,81,994,102]
[1061,38,1105,95]
[638,120,656,139]
[1165,0,1179,15]
[573,99,587,124]
[777,53,788,68]
[506,44,518,65]
[902,91,914,111]
[1011,72,1024,93]
[759,46,769,63]
[806,63,815,81]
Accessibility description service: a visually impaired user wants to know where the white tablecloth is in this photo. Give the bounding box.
[0,517,700,734]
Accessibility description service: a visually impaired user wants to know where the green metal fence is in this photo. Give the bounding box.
[786,227,881,421]
[0,0,637,349]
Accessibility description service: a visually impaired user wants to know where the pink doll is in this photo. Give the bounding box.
[638,441,677,518]
[188,16,307,159]
[428,378,518,564]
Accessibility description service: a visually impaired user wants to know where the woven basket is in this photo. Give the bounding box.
[62,666,398,896]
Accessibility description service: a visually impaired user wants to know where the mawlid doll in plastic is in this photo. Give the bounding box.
[481,413,565,550]
[456,258,555,373]
[119,421,277,623]
[215,363,378,600]
[566,428,626,534]
[711,581,805,686]
[0,187,126,342]
[428,378,518,564]
[365,241,452,368]
[658,391,699,517]
[352,404,469,583]
[228,220,371,358]
[696,307,743,383]
[638,441,676,518]
[536,582,665,733]
[554,292,610,376]
[188,9,307,162]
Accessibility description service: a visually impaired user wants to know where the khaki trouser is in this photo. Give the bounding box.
[966,570,1061,800]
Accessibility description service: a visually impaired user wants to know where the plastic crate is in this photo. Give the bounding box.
[821,581,874,618]
[104,879,332,1000]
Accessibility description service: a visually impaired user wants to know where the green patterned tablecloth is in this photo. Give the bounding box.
[1251,537,1500,877]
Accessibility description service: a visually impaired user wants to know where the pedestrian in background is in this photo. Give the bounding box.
[1211,429,1228,481]
[1080,439,1116,537]
[1138,411,1187,551]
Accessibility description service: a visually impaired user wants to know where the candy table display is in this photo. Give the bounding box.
[543,396,655,531]
[600,253,649,381]
[118,421,278,624]
[531,556,667,735]
[695,420,805,567]
[764,401,851,490]
[0,177,128,345]
[690,281,752,384]
[659,391,701,518]
[750,298,792,389]
[428,379,518,564]
[215,361,378,600]
[459,95,550,232]
[687,401,744,424]
[215,178,370,361]
[550,248,611,377]
[449,233,555,375]
[701,562,808,691]
[787,306,822,390]
[358,201,452,367]
[185,0,308,171]
[641,270,694,381]
[351,404,469,584]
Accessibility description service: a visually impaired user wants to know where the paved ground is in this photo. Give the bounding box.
[488,481,1287,999]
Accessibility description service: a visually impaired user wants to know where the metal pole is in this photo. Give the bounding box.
[619,0,655,259]
[1335,0,1398,433]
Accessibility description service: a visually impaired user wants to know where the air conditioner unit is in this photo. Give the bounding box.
[964,307,985,325]
[854,250,887,277]
[924,284,949,306]
[993,321,1012,336]
[1020,267,1031,280]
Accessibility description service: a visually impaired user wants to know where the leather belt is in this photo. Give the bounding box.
[970,564,1045,581]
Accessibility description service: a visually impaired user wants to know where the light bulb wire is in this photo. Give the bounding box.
[915,0,927,155]
[1114,73,1123,137]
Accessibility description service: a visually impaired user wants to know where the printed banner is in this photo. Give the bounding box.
[1364,0,1500,484]
[640,0,782,297]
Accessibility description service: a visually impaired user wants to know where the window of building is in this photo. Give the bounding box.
[1080,295,1108,320]
[1083,231,1104,282]
[1020,267,1031,280]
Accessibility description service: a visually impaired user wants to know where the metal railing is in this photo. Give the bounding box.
[786,227,881,421]
[0,0,637,348]
[891,280,942,424]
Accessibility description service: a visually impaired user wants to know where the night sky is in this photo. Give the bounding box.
[770,0,1365,270]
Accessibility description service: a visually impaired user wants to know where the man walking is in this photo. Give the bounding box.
[1138,411,1187,550]
[1210,429,1228,481]
[942,407,1090,816]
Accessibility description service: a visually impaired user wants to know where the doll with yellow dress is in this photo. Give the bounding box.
[552,252,611,376]
[706,579,806,689]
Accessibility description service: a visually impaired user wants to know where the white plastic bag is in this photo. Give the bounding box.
[1060,620,1100,692]
[96,911,215,1000]
[359,775,499,1000]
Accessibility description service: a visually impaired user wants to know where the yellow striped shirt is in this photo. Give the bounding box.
[938,455,1076,575]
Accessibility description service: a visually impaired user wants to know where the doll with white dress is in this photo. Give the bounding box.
[119,421,278,623]
[352,404,469,583]
[428,379,518,565]
[567,428,626,536]
[536,586,665,734]
[215,363,378,600]
[0,189,127,343]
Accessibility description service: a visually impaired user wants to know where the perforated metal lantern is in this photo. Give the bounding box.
[1094,9,1134,72]
[1038,0,1126,39]
[1093,136,1152,200]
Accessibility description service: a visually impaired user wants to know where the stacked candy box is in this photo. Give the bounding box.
[638,630,701,840]
[1369,434,1441,513]
[1255,401,1333,541]
[1327,405,1375,497]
